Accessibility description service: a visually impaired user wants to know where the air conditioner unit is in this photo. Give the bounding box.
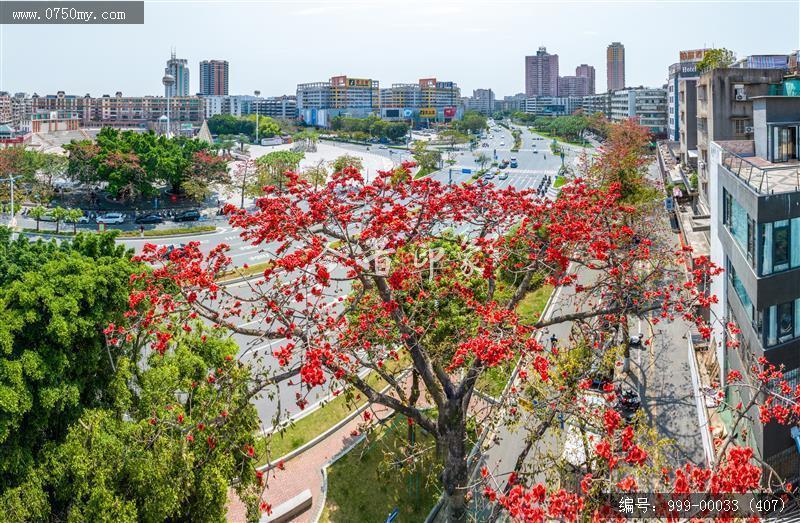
[734,84,747,101]
[735,93,748,101]
[745,126,754,133]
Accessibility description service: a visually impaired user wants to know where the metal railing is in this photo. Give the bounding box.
[720,149,800,195]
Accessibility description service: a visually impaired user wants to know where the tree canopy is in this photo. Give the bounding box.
[64,128,228,200]
[696,48,737,72]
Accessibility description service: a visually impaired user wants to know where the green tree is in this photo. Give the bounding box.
[50,207,68,234]
[696,48,736,72]
[454,111,488,134]
[330,154,364,174]
[411,141,442,176]
[301,160,328,189]
[253,150,304,193]
[28,206,47,232]
[64,208,84,234]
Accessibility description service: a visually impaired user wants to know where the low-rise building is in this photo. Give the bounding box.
[708,95,800,482]
[610,87,668,136]
[581,92,611,117]
[252,96,298,120]
[695,68,785,206]
[523,96,582,116]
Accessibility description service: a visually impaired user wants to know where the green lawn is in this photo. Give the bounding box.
[256,369,392,464]
[116,225,216,237]
[553,177,566,189]
[414,166,436,179]
[320,422,440,523]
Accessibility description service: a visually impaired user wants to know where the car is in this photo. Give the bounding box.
[510,157,518,168]
[96,212,126,225]
[77,215,91,224]
[532,149,538,154]
[378,145,388,149]
[160,243,187,260]
[499,142,505,147]
[172,210,201,222]
[498,172,508,180]
[484,173,495,180]
[135,214,164,224]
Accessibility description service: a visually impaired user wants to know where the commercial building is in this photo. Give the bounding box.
[25,110,81,134]
[379,79,460,124]
[607,42,626,91]
[525,47,559,97]
[164,51,191,97]
[708,95,800,482]
[252,95,298,120]
[609,87,667,135]
[575,64,596,95]
[558,75,591,97]
[695,68,785,206]
[31,91,205,130]
[667,49,708,143]
[199,60,229,96]
[466,88,495,115]
[582,92,611,117]
[523,96,582,116]
[296,75,380,126]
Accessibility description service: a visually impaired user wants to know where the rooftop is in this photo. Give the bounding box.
[717,140,800,195]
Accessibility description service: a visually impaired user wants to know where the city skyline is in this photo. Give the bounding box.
[0,1,795,97]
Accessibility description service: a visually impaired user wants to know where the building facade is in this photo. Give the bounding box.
[610,87,667,135]
[31,91,204,129]
[582,92,611,117]
[607,42,626,91]
[165,51,191,97]
[525,47,559,97]
[252,96,298,120]
[558,75,591,97]
[297,75,381,126]
[202,95,256,118]
[695,68,785,206]
[199,60,229,96]
[708,96,800,481]
[575,64,596,95]
[523,96,582,116]
[467,88,495,115]
[667,49,708,143]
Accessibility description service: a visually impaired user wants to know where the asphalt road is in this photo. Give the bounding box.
[13,124,572,431]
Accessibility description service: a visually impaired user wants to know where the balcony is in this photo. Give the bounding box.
[720,145,800,195]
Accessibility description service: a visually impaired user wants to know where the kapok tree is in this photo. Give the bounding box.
[124,144,716,520]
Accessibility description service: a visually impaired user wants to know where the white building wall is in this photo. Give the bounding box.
[708,141,728,388]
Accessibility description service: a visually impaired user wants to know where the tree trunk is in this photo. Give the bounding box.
[439,401,469,522]
[35,219,40,232]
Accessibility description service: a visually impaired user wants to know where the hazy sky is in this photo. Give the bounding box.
[1,0,798,98]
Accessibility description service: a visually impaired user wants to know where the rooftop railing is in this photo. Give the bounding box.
[720,149,800,195]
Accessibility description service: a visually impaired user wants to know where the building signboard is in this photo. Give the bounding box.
[419,107,436,118]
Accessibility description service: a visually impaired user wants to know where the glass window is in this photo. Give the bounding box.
[778,301,794,343]
[773,220,790,271]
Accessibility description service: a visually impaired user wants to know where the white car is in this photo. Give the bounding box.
[500,142,505,147]
[96,212,125,225]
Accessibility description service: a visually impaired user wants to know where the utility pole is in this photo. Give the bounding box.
[254,90,261,145]
[2,175,22,228]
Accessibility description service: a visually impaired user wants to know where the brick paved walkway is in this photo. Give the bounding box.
[226,402,394,523]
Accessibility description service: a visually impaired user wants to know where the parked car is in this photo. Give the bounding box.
[510,157,518,168]
[96,212,126,225]
[172,210,200,222]
[498,172,509,180]
[135,214,164,225]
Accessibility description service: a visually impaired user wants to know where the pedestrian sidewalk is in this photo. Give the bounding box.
[226,402,394,523]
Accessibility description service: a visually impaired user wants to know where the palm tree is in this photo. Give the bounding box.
[65,208,84,234]
[51,206,69,234]
[29,206,47,232]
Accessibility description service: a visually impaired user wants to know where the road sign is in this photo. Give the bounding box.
[461,168,471,174]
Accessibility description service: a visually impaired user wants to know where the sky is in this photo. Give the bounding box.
[1,0,798,98]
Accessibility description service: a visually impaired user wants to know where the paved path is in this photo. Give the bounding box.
[226,401,394,523]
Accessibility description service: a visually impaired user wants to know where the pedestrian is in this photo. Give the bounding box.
[139,225,145,238]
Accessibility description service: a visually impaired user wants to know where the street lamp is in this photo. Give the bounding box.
[254,90,261,145]
[2,174,22,228]
[162,73,175,137]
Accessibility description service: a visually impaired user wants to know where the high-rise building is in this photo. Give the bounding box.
[708,94,800,480]
[164,50,191,97]
[558,76,591,97]
[199,60,229,96]
[607,42,625,91]
[575,64,596,94]
[525,47,559,97]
